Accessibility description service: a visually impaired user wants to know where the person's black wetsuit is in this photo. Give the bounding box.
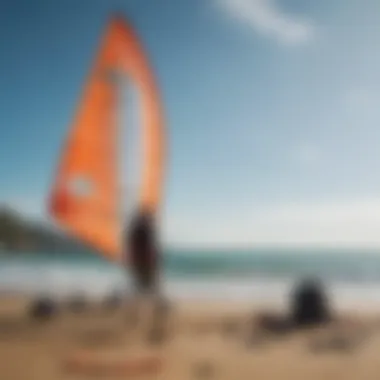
[125,210,160,295]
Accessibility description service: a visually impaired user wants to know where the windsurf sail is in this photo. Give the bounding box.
[48,15,165,262]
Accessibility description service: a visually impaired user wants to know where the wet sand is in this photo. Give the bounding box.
[1,295,380,380]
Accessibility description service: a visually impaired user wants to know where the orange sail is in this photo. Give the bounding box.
[48,15,165,262]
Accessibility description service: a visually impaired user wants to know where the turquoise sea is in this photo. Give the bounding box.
[2,248,380,310]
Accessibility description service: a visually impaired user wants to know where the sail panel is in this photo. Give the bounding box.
[48,16,165,261]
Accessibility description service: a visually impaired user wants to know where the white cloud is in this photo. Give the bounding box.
[163,197,380,248]
[216,0,316,46]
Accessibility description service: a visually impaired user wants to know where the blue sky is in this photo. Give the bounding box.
[1,0,380,247]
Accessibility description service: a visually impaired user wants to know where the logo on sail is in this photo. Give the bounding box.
[104,67,123,86]
[67,176,94,198]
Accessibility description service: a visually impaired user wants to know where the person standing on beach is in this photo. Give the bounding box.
[124,208,168,336]
[125,209,160,297]
[124,209,169,342]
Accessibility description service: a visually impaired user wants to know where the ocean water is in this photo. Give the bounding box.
[2,249,380,311]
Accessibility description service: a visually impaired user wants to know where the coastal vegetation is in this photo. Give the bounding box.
[0,205,90,253]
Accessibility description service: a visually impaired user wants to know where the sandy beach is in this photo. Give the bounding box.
[1,295,380,380]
